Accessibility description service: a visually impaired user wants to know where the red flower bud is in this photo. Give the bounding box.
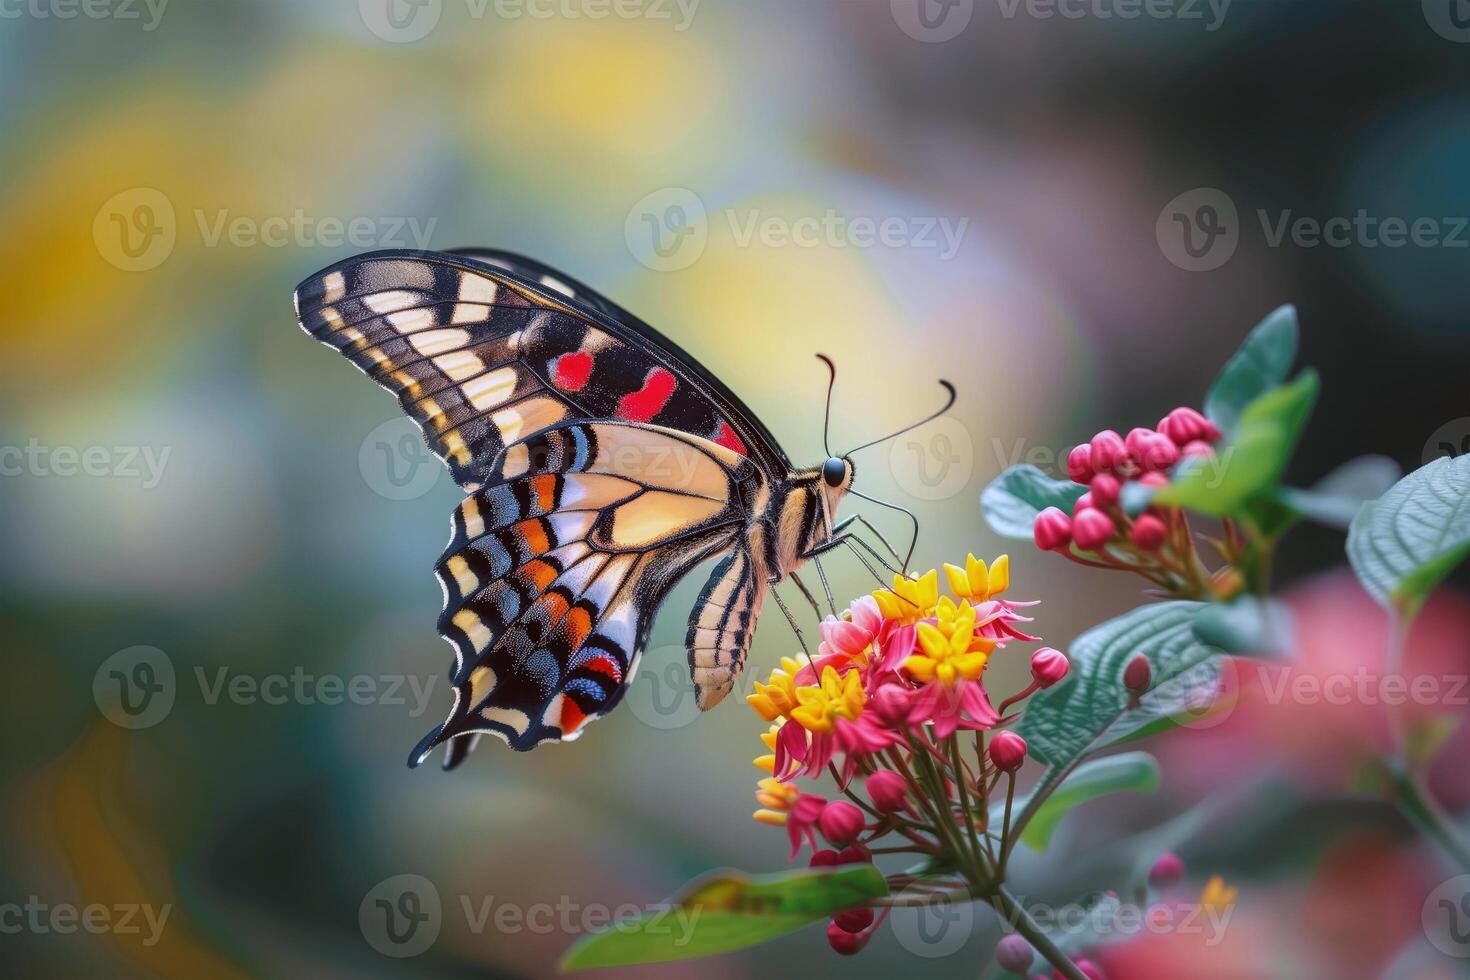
[1071,508,1116,551]
[836,843,872,865]
[1125,427,1155,462]
[818,801,865,847]
[1124,654,1152,698]
[1031,647,1069,688]
[809,849,841,868]
[833,907,875,933]
[1033,507,1073,551]
[869,684,913,727]
[1089,472,1121,508]
[827,919,869,955]
[988,730,1027,774]
[1149,852,1185,889]
[1136,433,1180,472]
[865,770,910,813]
[1160,407,1221,447]
[996,934,1035,973]
[1181,439,1214,459]
[1138,471,1169,488]
[1130,513,1167,551]
[1090,429,1128,473]
[1066,444,1095,484]
[1072,491,1095,516]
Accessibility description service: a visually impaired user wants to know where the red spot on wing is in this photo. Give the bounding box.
[617,368,677,422]
[553,351,594,391]
[714,421,747,456]
[581,655,622,682]
[559,696,587,735]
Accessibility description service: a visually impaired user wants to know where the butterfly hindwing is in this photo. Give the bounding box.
[412,420,759,760]
[685,548,767,710]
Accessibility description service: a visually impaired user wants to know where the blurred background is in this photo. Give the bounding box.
[1,0,1467,976]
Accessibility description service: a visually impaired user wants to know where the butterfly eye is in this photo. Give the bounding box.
[822,457,847,488]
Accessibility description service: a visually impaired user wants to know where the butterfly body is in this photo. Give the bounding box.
[294,248,861,766]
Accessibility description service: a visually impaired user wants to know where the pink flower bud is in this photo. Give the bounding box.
[988,730,1027,774]
[1149,852,1185,889]
[836,843,872,865]
[1031,647,1070,688]
[865,770,910,813]
[827,919,870,955]
[1136,433,1180,472]
[1125,427,1155,462]
[1130,514,1167,551]
[1160,407,1221,446]
[1124,654,1152,697]
[1138,471,1169,488]
[1066,444,1095,484]
[833,907,875,933]
[1181,439,1214,459]
[1090,473,1121,508]
[1072,491,1095,516]
[1071,508,1116,551]
[1054,959,1105,980]
[809,849,841,867]
[996,934,1035,973]
[1090,429,1128,473]
[818,800,865,847]
[869,684,912,728]
[1033,507,1073,551]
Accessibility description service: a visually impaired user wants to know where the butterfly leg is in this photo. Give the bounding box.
[788,569,828,621]
[801,534,895,591]
[767,578,816,664]
[831,514,907,574]
[808,557,839,617]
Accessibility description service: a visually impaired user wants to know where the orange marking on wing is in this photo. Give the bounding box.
[518,518,550,556]
[539,592,570,623]
[531,474,557,514]
[519,559,557,592]
[559,697,587,735]
[563,606,593,651]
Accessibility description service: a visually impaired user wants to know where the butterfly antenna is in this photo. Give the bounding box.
[844,379,956,456]
[815,353,837,458]
[847,488,922,574]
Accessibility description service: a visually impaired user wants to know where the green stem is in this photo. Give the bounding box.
[990,885,1087,980]
[1386,761,1470,873]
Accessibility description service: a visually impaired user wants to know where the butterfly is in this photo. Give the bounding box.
[293,247,952,768]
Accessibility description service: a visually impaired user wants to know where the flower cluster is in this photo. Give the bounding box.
[748,555,1070,955]
[1032,407,1238,599]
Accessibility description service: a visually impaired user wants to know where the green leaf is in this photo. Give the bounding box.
[1190,596,1293,656]
[1346,454,1470,619]
[1204,305,1299,436]
[1015,752,1161,851]
[980,464,1087,539]
[1154,370,1319,518]
[559,866,886,970]
[1279,455,1403,530]
[1019,602,1216,768]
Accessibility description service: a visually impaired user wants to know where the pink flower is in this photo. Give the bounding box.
[787,793,828,856]
[910,679,1000,740]
[1073,508,1116,551]
[1031,647,1069,687]
[1158,406,1221,447]
[988,730,1027,773]
[1034,507,1073,551]
[865,770,911,813]
[1067,444,1095,483]
[818,800,865,846]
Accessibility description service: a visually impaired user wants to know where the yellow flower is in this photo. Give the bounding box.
[944,553,1009,603]
[746,657,807,721]
[753,776,800,826]
[753,723,781,774]
[790,665,865,734]
[873,568,940,624]
[906,600,993,685]
[1200,875,1238,914]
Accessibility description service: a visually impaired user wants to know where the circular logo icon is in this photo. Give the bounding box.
[93,646,176,730]
[360,0,442,42]
[888,882,975,958]
[1173,656,1240,731]
[1156,188,1239,272]
[625,188,708,272]
[888,415,974,501]
[1423,0,1470,42]
[94,188,176,272]
[891,0,975,42]
[1422,875,1470,958]
[359,417,442,501]
[624,649,704,731]
[1423,417,1470,466]
[360,874,442,957]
